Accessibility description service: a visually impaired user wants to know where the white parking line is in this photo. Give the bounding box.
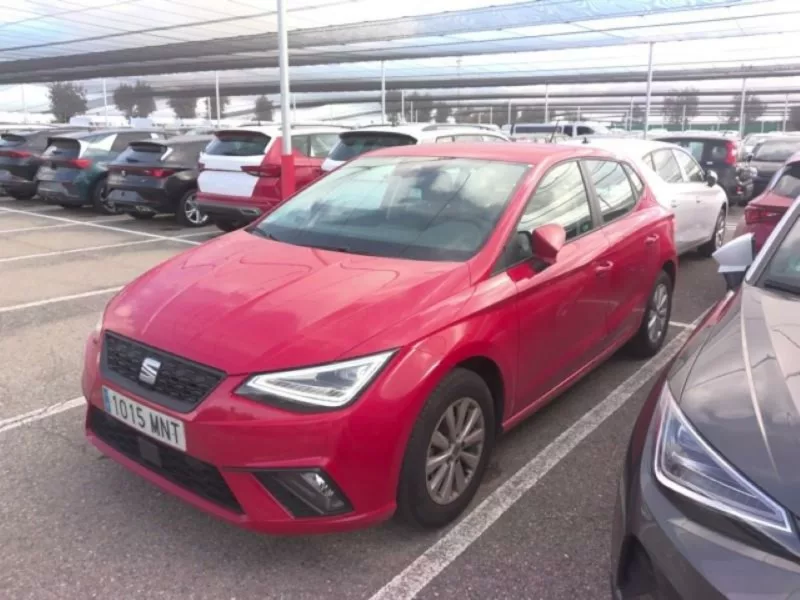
[0,230,212,264]
[0,286,122,314]
[668,320,696,330]
[0,222,78,234]
[0,397,84,434]
[0,206,203,245]
[369,319,701,600]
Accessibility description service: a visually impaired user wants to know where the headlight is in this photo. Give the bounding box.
[236,351,394,409]
[654,385,792,533]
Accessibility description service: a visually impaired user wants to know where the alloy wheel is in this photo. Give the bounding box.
[714,212,726,250]
[426,397,485,505]
[184,192,208,225]
[647,283,670,344]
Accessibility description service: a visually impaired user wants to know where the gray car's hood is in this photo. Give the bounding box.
[675,284,800,516]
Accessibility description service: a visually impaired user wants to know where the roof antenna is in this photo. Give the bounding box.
[548,116,562,144]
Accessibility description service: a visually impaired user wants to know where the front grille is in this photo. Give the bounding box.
[102,332,224,412]
[89,407,242,513]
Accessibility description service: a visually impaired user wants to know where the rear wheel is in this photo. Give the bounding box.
[214,218,243,233]
[626,271,672,358]
[397,368,495,529]
[176,189,208,228]
[8,191,35,200]
[698,207,726,257]
[91,179,120,215]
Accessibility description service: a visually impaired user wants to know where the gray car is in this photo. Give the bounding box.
[611,197,800,599]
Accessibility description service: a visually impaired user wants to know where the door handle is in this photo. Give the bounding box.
[645,234,659,246]
[670,200,678,208]
[594,260,614,275]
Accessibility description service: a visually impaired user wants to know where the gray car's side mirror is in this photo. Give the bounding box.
[713,234,755,290]
[705,169,719,188]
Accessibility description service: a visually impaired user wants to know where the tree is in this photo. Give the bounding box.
[168,96,197,119]
[416,106,432,122]
[48,82,87,123]
[433,103,452,123]
[253,96,273,122]
[727,93,765,129]
[206,95,230,120]
[662,88,699,127]
[113,81,156,118]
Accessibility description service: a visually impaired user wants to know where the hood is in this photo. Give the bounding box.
[104,231,471,374]
[675,284,800,516]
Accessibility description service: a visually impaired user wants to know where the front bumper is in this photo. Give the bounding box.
[612,381,800,599]
[81,332,434,535]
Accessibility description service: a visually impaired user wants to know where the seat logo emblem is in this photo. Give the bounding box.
[139,357,161,386]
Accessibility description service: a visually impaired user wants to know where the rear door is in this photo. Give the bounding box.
[648,148,700,252]
[198,130,272,198]
[673,147,721,242]
[582,159,657,342]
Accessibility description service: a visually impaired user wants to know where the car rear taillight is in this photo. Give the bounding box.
[725,141,737,165]
[53,158,91,169]
[144,168,176,178]
[0,149,32,158]
[744,205,785,225]
[242,164,281,177]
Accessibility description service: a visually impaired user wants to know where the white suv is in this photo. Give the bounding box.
[321,124,509,172]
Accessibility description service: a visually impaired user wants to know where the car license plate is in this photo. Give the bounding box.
[102,386,186,451]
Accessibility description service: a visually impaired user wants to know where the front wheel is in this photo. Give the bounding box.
[396,368,495,529]
[176,189,208,228]
[626,271,673,358]
[698,207,726,257]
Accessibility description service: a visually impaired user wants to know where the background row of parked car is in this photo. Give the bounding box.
[1,121,800,251]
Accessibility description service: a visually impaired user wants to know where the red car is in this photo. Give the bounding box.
[734,151,800,251]
[83,143,677,534]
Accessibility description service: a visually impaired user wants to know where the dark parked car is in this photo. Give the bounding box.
[36,129,168,214]
[655,133,754,204]
[748,136,800,197]
[612,198,800,599]
[0,128,85,199]
[106,135,210,227]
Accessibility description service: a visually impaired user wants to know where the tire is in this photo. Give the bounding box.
[91,178,120,215]
[129,212,154,220]
[396,368,495,529]
[626,270,673,359]
[698,207,726,257]
[214,218,243,233]
[8,191,35,200]
[176,189,209,228]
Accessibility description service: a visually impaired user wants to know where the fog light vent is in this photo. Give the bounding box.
[255,469,352,518]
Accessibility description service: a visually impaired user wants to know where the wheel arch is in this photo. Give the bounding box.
[454,355,506,435]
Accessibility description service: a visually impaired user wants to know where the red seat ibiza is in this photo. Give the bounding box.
[83,143,677,534]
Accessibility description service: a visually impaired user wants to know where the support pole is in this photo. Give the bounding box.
[410,100,414,122]
[576,106,581,122]
[544,84,549,123]
[489,105,493,124]
[628,97,634,131]
[292,94,297,122]
[380,61,386,124]
[21,85,26,124]
[214,71,221,126]
[400,90,405,123]
[102,79,108,126]
[681,104,686,131]
[783,94,789,132]
[277,0,295,199]
[738,78,747,138]
[643,42,654,139]
[507,101,512,127]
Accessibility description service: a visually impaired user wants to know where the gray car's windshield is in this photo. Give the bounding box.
[753,141,800,162]
[253,156,529,262]
[761,213,800,295]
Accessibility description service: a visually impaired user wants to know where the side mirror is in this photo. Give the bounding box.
[705,169,719,188]
[713,233,755,290]
[531,223,566,265]
[746,152,754,163]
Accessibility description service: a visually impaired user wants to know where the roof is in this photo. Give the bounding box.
[346,124,508,139]
[565,137,676,156]
[164,134,214,144]
[653,132,734,141]
[367,141,609,164]
[222,124,348,136]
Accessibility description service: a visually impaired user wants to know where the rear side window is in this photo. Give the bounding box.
[707,142,730,162]
[650,149,684,183]
[454,135,484,142]
[664,139,705,162]
[584,160,637,224]
[436,136,455,143]
[482,135,505,142]
[82,133,116,158]
[576,126,594,136]
[165,141,207,165]
[328,132,416,161]
[42,138,81,160]
[205,131,271,156]
[771,164,800,199]
[115,142,167,164]
[519,161,593,240]
[673,150,705,183]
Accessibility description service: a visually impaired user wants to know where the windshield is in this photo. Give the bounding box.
[205,131,270,156]
[253,156,529,262]
[328,132,416,162]
[761,213,800,295]
[753,141,800,162]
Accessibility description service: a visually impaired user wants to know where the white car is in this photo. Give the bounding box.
[570,137,728,256]
[321,124,509,172]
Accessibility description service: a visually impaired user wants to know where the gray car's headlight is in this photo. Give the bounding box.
[236,351,394,409]
[654,385,792,533]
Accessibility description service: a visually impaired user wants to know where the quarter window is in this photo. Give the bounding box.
[673,150,705,183]
[518,161,594,240]
[650,149,684,184]
[584,160,637,224]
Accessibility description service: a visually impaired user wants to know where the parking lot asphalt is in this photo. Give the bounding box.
[0,196,740,600]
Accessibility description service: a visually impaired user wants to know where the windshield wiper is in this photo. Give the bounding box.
[248,228,279,241]
[762,278,800,295]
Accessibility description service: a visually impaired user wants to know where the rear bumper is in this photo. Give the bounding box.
[37,181,85,205]
[108,188,174,214]
[0,179,36,197]
[196,192,280,224]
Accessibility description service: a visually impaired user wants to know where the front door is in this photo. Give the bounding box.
[509,160,611,413]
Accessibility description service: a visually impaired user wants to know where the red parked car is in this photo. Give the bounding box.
[733,151,800,251]
[83,143,677,534]
[196,125,346,232]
